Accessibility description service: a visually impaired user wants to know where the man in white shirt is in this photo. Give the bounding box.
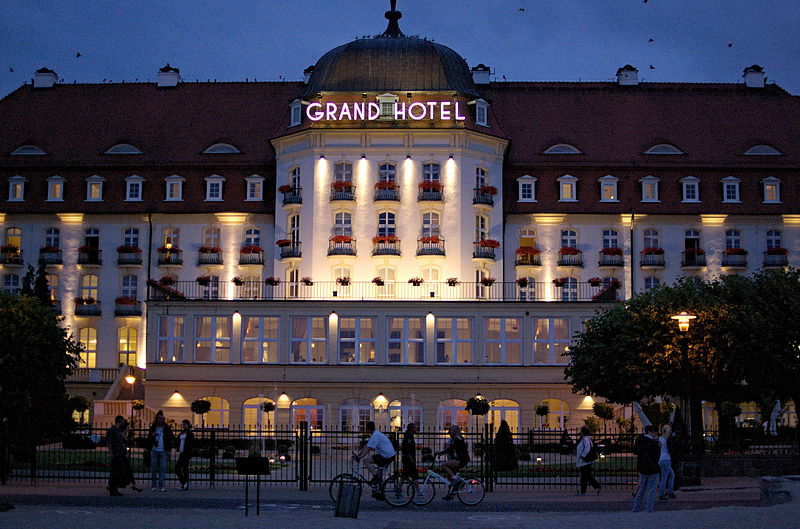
[354,421,396,485]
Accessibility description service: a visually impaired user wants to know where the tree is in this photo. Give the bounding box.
[68,395,91,425]
[191,399,212,429]
[493,420,517,471]
[534,405,549,429]
[0,293,81,456]
[20,263,51,305]
[592,402,615,434]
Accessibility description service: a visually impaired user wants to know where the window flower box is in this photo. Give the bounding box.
[1,244,19,253]
[418,181,442,191]
[372,277,385,286]
[74,297,96,305]
[372,235,399,244]
[588,277,603,287]
[231,276,245,286]
[116,245,141,254]
[336,277,351,286]
[157,245,178,253]
[408,277,424,286]
[39,245,60,253]
[446,277,460,286]
[114,296,137,305]
[765,247,788,255]
[278,184,293,193]
[199,246,221,254]
[275,239,292,247]
[159,275,177,285]
[264,277,281,286]
[330,235,353,243]
[418,236,440,244]
[516,277,529,288]
[477,239,500,248]
[480,277,496,286]
[642,247,664,255]
[301,277,314,286]
[478,185,497,195]
[600,247,623,256]
[240,245,263,254]
[558,246,580,255]
[552,277,568,287]
[196,275,211,286]
[515,247,541,255]
[724,247,747,255]
[331,181,354,191]
[683,248,706,255]
[374,181,398,190]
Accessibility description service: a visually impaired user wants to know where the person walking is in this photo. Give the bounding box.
[147,410,174,492]
[658,424,676,500]
[400,422,419,482]
[632,424,662,512]
[106,416,140,496]
[175,419,194,491]
[575,425,601,495]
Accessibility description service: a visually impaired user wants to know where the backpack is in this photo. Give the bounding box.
[584,440,599,463]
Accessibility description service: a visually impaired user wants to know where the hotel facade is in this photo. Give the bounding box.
[1,6,798,432]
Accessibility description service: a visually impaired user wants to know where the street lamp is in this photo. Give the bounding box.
[670,311,699,454]
[670,312,696,332]
[125,375,136,426]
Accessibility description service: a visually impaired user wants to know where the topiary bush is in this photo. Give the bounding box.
[493,420,518,471]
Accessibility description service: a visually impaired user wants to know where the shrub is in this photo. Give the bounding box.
[494,420,518,471]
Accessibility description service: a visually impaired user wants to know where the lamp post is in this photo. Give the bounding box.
[124,374,136,426]
[670,312,699,454]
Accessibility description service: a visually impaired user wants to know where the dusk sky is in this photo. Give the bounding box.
[2,0,799,98]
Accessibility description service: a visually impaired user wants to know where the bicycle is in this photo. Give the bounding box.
[329,452,416,507]
[412,457,485,506]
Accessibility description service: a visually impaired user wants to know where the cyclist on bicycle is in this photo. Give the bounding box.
[436,425,470,497]
[354,421,396,487]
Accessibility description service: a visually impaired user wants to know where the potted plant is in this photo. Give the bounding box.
[552,277,568,287]
[157,245,177,254]
[558,246,579,255]
[330,235,353,243]
[264,277,281,286]
[191,399,212,429]
[331,180,354,191]
[465,395,490,416]
[374,181,398,190]
[231,276,245,286]
[278,184,293,193]
[336,276,351,286]
[642,247,665,255]
[301,276,314,286]
[478,185,498,195]
[515,247,541,256]
[446,277,460,286]
[408,277,424,286]
[199,246,221,254]
[372,235,398,244]
[240,245,263,254]
[418,235,440,244]
[73,296,95,305]
[114,296,137,305]
[418,181,442,191]
[588,277,603,287]
[480,277,496,287]
[478,239,500,248]
[372,277,385,286]
[275,239,292,247]
[724,247,748,255]
[196,275,211,286]
[159,274,177,285]
[516,277,529,288]
[766,247,789,255]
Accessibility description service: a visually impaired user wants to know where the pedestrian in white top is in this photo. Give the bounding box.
[354,421,396,486]
[658,424,676,500]
[575,425,601,495]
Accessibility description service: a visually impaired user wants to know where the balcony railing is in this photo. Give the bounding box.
[763,252,788,268]
[416,237,446,256]
[372,240,401,256]
[515,252,541,267]
[721,253,747,268]
[640,252,666,267]
[39,250,63,265]
[417,189,443,202]
[472,188,495,207]
[74,301,102,316]
[148,280,620,302]
[330,184,356,202]
[598,253,623,267]
[473,243,497,260]
[0,249,22,265]
[117,251,143,265]
[114,301,142,317]
[281,187,302,206]
[280,242,302,259]
[557,251,583,267]
[66,367,120,383]
[374,188,400,201]
[157,250,183,266]
[327,238,357,256]
[681,251,707,267]
[198,251,223,266]
[239,250,265,265]
[77,249,102,265]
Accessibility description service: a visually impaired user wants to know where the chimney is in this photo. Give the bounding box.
[743,65,765,88]
[157,64,180,87]
[303,65,315,84]
[33,67,58,88]
[471,64,491,85]
[616,64,639,86]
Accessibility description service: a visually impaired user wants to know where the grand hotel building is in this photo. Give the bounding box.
[1,6,798,432]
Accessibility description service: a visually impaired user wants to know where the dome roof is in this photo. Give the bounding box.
[302,4,480,98]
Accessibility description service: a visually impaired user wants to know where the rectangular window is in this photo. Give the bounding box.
[194,316,231,363]
[47,179,63,201]
[87,181,103,201]
[78,328,97,368]
[387,317,424,364]
[723,181,740,202]
[206,180,223,201]
[476,104,487,126]
[600,181,617,201]
[291,316,327,363]
[533,318,570,365]
[123,228,139,248]
[519,182,533,201]
[291,104,302,126]
[423,163,440,182]
[334,163,353,182]
[166,180,183,201]
[118,328,137,366]
[158,316,184,362]
[338,317,376,364]
[242,316,279,363]
[682,181,699,202]
[9,181,24,201]
[485,318,522,365]
[560,181,575,201]
[247,180,263,201]
[436,317,473,364]
[763,180,781,203]
[125,180,142,201]
[641,181,659,201]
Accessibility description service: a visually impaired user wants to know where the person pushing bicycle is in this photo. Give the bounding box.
[436,425,470,495]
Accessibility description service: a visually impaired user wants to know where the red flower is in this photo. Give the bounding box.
[330,235,353,243]
[115,296,137,305]
[724,247,747,255]
[766,247,788,255]
[116,245,141,253]
[372,235,399,244]
[275,239,292,247]
[478,185,497,195]
[516,247,541,255]
[278,184,293,193]
[199,246,221,253]
[418,181,442,191]
[240,245,263,253]
[375,181,398,190]
[558,246,580,255]
[642,247,664,255]
[478,239,500,248]
[418,235,441,244]
[331,181,354,190]
[600,247,623,256]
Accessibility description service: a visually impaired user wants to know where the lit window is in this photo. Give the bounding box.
[557,175,577,202]
[721,177,741,203]
[599,175,618,202]
[762,177,781,203]
[125,175,143,201]
[681,176,700,203]
[118,327,138,366]
[470,98,489,126]
[162,227,179,248]
[436,317,473,364]
[245,174,264,201]
[194,316,231,362]
[205,175,225,201]
[85,175,104,201]
[485,318,522,365]
[388,317,425,364]
[640,176,659,202]
[291,316,328,363]
[338,317,376,364]
[334,162,353,182]
[533,318,570,365]
[242,316,280,363]
[157,315,184,362]
[78,327,98,368]
[47,176,64,201]
[202,227,221,248]
[8,176,25,201]
[517,175,536,202]
[165,176,184,201]
[376,93,398,119]
[80,274,99,300]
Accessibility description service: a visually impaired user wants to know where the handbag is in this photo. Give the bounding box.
[584,441,599,463]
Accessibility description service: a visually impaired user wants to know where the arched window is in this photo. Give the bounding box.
[84,227,100,249]
[202,143,240,154]
[118,327,137,366]
[122,274,138,299]
[291,398,324,430]
[45,228,60,249]
[105,143,142,154]
[244,228,261,247]
[339,398,373,431]
[437,399,469,432]
[333,212,352,237]
[387,398,423,432]
[378,212,396,237]
[602,229,618,249]
[378,163,396,182]
[78,327,98,368]
[193,397,230,428]
[5,227,21,248]
[538,399,570,429]
[544,144,581,154]
[162,227,179,248]
[421,212,440,237]
[422,163,440,182]
[334,162,352,182]
[489,399,521,433]
[561,229,577,248]
[202,227,221,248]
[643,143,684,155]
[242,397,276,432]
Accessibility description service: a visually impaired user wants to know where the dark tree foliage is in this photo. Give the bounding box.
[493,420,518,471]
[20,263,52,305]
[191,399,212,415]
[0,293,81,453]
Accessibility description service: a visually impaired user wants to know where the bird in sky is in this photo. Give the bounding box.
[727,43,733,47]
[643,0,648,4]
[76,52,82,58]
[648,38,654,42]
[519,8,525,12]
[9,67,13,72]
[649,65,655,69]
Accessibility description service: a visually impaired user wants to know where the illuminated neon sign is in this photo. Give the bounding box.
[306,101,466,122]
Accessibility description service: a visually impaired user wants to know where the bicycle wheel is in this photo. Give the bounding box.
[381,473,415,507]
[411,478,436,506]
[329,473,361,503]
[456,478,485,506]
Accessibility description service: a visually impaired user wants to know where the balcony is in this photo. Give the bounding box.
[472,186,496,207]
[374,184,399,202]
[473,241,499,260]
[416,236,446,257]
[640,249,665,268]
[74,300,101,316]
[239,248,265,265]
[117,248,143,266]
[557,249,583,267]
[598,250,623,267]
[77,249,102,266]
[418,182,443,202]
[198,250,223,266]
[681,250,707,268]
[721,251,747,268]
[0,248,23,266]
[372,238,401,256]
[763,251,788,268]
[114,299,142,317]
[281,186,302,206]
[515,249,541,267]
[330,183,356,202]
[327,237,356,256]
[157,249,183,266]
[39,248,62,265]
[279,242,302,259]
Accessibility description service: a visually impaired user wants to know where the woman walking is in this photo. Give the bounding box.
[175,419,195,490]
[658,424,676,500]
[575,425,601,495]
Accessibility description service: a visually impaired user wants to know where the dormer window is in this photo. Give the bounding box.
[639,176,660,202]
[245,174,265,201]
[743,144,782,155]
[8,176,26,201]
[85,175,105,202]
[721,176,741,203]
[125,175,144,201]
[202,143,241,154]
[10,145,47,155]
[290,99,303,127]
[643,144,684,155]
[762,177,781,203]
[205,175,225,201]
[517,175,537,202]
[598,175,618,202]
[376,93,399,119]
[557,175,577,202]
[105,143,142,155]
[165,175,184,201]
[543,144,582,154]
[47,176,64,201]
[469,98,489,126]
[681,176,700,203]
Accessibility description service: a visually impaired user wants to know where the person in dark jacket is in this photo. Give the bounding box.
[436,425,470,500]
[400,422,419,481]
[106,416,140,496]
[147,410,174,492]
[175,419,195,490]
[632,424,661,512]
